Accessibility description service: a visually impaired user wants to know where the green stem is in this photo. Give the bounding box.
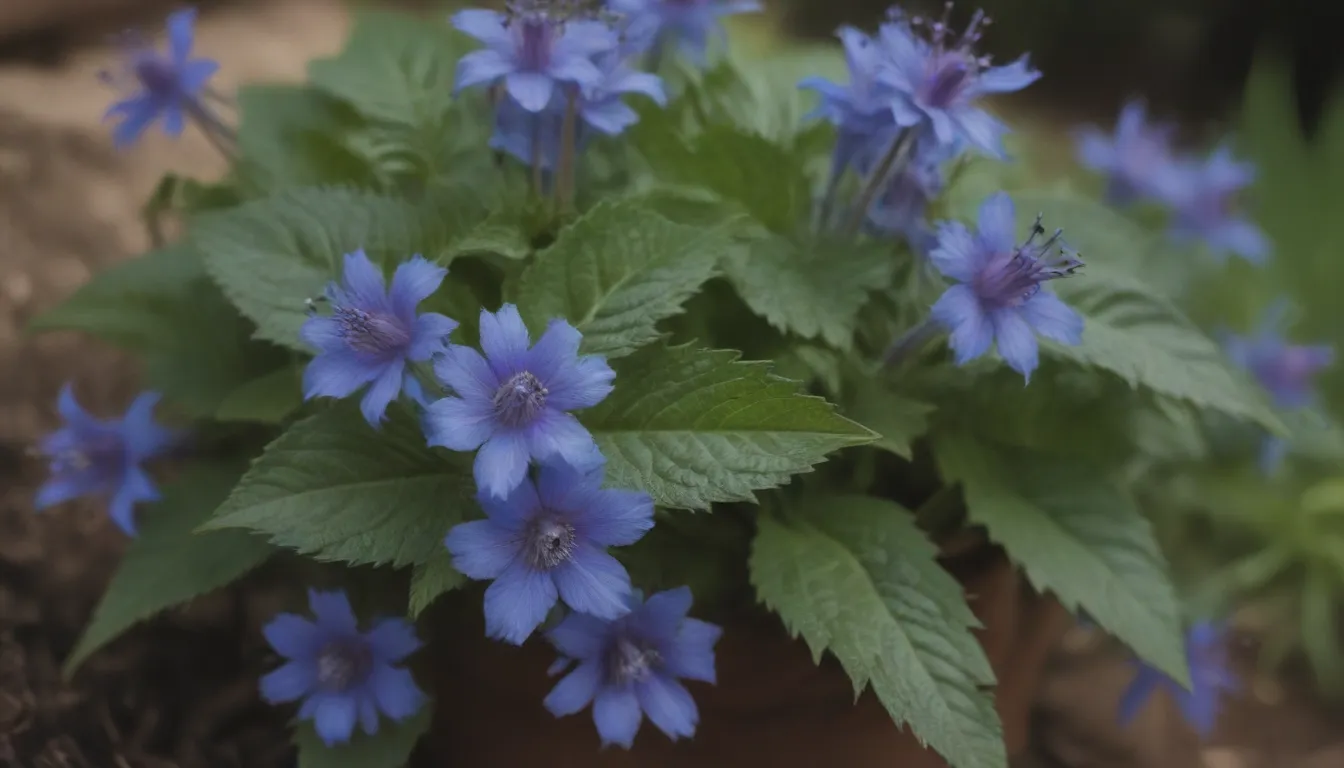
[841,129,915,238]
[882,317,942,369]
[555,87,579,215]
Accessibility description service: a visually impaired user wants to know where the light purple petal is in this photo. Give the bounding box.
[928,221,985,282]
[370,664,425,721]
[358,694,380,735]
[991,309,1041,381]
[479,304,532,378]
[475,431,532,500]
[552,545,633,620]
[389,257,447,319]
[161,106,185,137]
[263,613,323,659]
[663,618,722,683]
[445,520,518,580]
[525,319,583,382]
[930,284,993,365]
[313,694,358,746]
[260,660,317,703]
[34,476,94,510]
[308,589,359,634]
[122,391,174,458]
[544,660,604,716]
[433,343,500,401]
[568,488,653,547]
[108,466,158,536]
[593,685,643,748]
[179,59,219,93]
[109,100,159,148]
[545,356,615,411]
[1020,291,1084,346]
[303,351,382,400]
[635,674,698,741]
[424,396,495,451]
[455,49,517,92]
[547,57,604,88]
[408,313,458,361]
[975,192,1018,253]
[952,108,1010,159]
[55,383,97,428]
[365,619,421,663]
[637,587,693,638]
[506,72,558,112]
[340,250,387,309]
[971,56,1040,95]
[451,8,512,47]
[547,612,612,660]
[607,69,666,104]
[581,100,640,136]
[359,358,406,426]
[299,314,346,353]
[481,473,543,532]
[165,9,197,63]
[1118,667,1162,725]
[526,410,600,469]
[483,561,559,645]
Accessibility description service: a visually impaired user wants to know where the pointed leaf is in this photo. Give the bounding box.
[295,708,431,768]
[408,549,465,618]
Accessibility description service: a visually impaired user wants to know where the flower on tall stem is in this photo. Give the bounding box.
[34,385,178,537]
[1075,100,1181,206]
[925,192,1085,382]
[611,0,762,67]
[444,462,654,644]
[100,8,229,151]
[1118,621,1238,738]
[865,132,953,252]
[544,586,722,748]
[1162,145,1270,264]
[260,590,426,746]
[300,251,458,427]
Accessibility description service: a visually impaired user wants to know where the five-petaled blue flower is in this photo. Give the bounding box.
[928,192,1085,381]
[445,462,653,645]
[452,4,619,112]
[300,250,458,428]
[1075,100,1180,206]
[799,25,899,181]
[1118,621,1238,738]
[101,8,221,148]
[544,586,722,749]
[612,0,762,65]
[1163,145,1271,264]
[35,384,177,537]
[875,6,1039,158]
[261,589,426,747]
[424,303,614,499]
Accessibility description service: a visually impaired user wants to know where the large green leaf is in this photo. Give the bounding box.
[515,200,733,358]
[295,709,431,768]
[215,365,305,424]
[236,84,378,191]
[580,343,876,509]
[408,548,465,618]
[65,464,273,674]
[751,500,1004,768]
[933,432,1189,684]
[844,378,935,460]
[724,236,896,350]
[202,406,474,568]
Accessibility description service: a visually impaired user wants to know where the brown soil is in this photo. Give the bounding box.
[0,3,1341,768]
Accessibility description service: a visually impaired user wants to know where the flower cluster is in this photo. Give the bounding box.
[1076,101,1269,263]
[1118,621,1239,738]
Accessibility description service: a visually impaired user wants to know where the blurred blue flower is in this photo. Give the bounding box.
[35,384,176,537]
[452,4,618,112]
[445,462,653,644]
[301,251,458,427]
[874,6,1039,158]
[1163,146,1270,264]
[928,192,1085,381]
[544,586,722,748]
[612,0,761,64]
[1075,100,1181,205]
[260,589,426,746]
[1119,621,1237,738]
[424,304,614,499]
[866,132,954,251]
[799,25,899,182]
[100,8,222,148]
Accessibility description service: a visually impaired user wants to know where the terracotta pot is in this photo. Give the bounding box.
[425,536,1071,767]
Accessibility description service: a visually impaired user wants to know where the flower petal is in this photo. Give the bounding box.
[525,410,601,470]
[445,520,518,580]
[388,256,447,319]
[423,396,495,452]
[975,192,1017,253]
[635,586,693,638]
[593,685,643,748]
[359,358,406,427]
[370,664,425,721]
[34,476,95,510]
[358,693,380,735]
[635,674,699,741]
[991,309,1041,382]
[1118,667,1162,725]
[544,660,603,717]
[927,221,983,282]
[483,561,558,645]
[547,612,612,660]
[260,660,317,703]
[365,618,421,663]
[451,8,511,47]
[953,107,1010,160]
[552,545,633,620]
[930,284,993,365]
[1020,291,1083,346]
[525,319,583,382]
[408,313,459,361]
[109,466,159,536]
[475,431,532,500]
[313,693,359,746]
[479,304,532,379]
[663,618,722,684]
[109,100,160,148]
[340,250,388,309]
[263,613,323,659]
[481,474,543,532]
[568,488,653,548]
[506,72,558,113]
[455,49,517,92]
[308,589,359,634]
[545,355,615,411]
[433,343,499,401]
[303,351,381,401]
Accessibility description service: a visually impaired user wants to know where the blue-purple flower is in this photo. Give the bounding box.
[260,589,426,746]
[34,384,177,537]
[445,462,654,644]
[866,132,953,251]
[300,250,458,427]
[452,4,619,112]
[612,0,762,64]
[1119,621,1237,738]
[874,6,1039,158]
[424,304,614,499]
[544,586,721,748]
[799,25,900,181]
[1163,146,1270,264]
[1075,100,1181,205]
[100,8,221,148]
[928,192,1085,381]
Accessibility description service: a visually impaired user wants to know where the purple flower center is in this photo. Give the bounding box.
[972,217,1083,309]
[133,54,179,99]
[513,16,556,71]
[904,4,993,109]
[315,640,373,692]
[523,514,577,569]
[334,306,411,356]
[607,636,661,684]
[1253,346,1330,404]
[52,432,127,479]
[924,56,970,108]
[492,371,549,427]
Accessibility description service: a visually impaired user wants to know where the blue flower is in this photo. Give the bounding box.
[866,132,954,251]
[452,4,618,112]
[1075,100,1181,206]
[100,8,221,148]
[300,250,458,427]
[424,304,614,499]
[928,192,1085,381]
[445,462,654,644]
[799,25,899,180]
[260,589,426,747]
[874,6,1039,158]
[34,384,177,537]
[612,0,762,64]
[1119,621,1237,738]
[1163,146,1270,264]
[543,586,722,748]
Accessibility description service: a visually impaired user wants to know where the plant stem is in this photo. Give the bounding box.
[882,317,942,368]
[529,115,544,199]
[841,128,915,238]
[555,88,579,215]
[188,102,239,162]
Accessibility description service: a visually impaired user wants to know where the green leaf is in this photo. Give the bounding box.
[724,237,896,350]
[933,432,1189,684]
[444,215,532,262]
[202,406,474,568]
[295,708,431,768]
[580,343,876,509]
[65,464,273,674]
[844,379,935,460]
[751,501,1004,768]
[515,201,732,358]
[193,187,455,350]
[236,84,378,190]
[215,365,304,424]
[408,548,465,618]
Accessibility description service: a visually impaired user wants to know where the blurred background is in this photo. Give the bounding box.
[1,1,1342,767]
